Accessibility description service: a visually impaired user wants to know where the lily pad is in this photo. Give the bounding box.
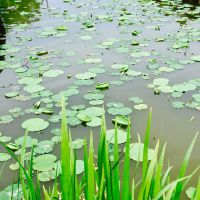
[22,118,49,132]
[43,69,64,78]
[0,153,11,162]
[24,84,45,94]
[106,129,127,144]
[134,104,148,110]
[33,154,57,172]
[75,72,96,80]
[129,143,155,162]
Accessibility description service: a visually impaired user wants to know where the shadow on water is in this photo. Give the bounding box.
[0,0,42,74]
[0,17,6,74]
[0,0,42,27]
[183,0,200,5]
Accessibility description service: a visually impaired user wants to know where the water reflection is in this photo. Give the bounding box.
[0,17,6,73]
[183,0,200,5]
[0,0,43,74]
[0,0,42,27]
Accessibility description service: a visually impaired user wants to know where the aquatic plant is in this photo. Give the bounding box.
[0,99,199,200]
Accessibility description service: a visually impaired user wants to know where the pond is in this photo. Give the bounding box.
[0,0,200,198]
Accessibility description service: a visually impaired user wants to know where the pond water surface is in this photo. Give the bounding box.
[0,0,200,198]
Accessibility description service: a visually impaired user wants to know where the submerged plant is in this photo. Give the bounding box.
[0,100,199,200]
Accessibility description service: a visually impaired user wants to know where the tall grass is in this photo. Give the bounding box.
[0,100,199,200]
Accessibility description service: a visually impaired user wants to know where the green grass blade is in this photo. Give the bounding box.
[103,129,113,200]
[194,177,200,200]
[174,132,198,198]
[98,112,106,187]
[144,141,159,199]
[142,109,152,178]
[83,139,89,199]
[88,133,95,200]
[161,166,173,187]
[131,178,135,200]
[153,143,166,196]
[43,186,51,200]
[0,140,36,200]
[98,167,105,200]
[122,118,131,200]
[112,121,120,200]
[152,176,190,200]
[60,97,71,200]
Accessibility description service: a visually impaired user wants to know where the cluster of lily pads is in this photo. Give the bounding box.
[0,0,200,191]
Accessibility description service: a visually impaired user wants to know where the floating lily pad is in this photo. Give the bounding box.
[5,91,19,98]
[134,104,148,110]
[129,143,155,162]
[75,72,96,80]
[22,118,49,132]
[72,139,84,149]
[106,129,127,144]
[191,55,200,62]
[18,77,42,85]
[33,154,57,172]
[172,101,185,109]
[43,69,64,78]
[130,51,151,58]
[96,82,109,89]
[15,136,38,147]
[34,140,54,154]
[77,113,91,122]
[86,117,102,127]
[129,97,143,104]
[0,153,11,162]
[24,84,45,94]
[112,116,129,126]
[38,170,57,182]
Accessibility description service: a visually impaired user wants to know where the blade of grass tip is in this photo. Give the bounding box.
[112,120,120,200]
[161,166,173,187]
[43,186,51,200]
[153,143,166,196]
[122,118,131,200]
[143,109,152,178]
[182,164,200,190]
[144,141,159,200]
[28,145,34,181]
[138,141,158,199]
[88,132,95,200]
[165,181,181,199]
[60,97,71,200]
[103,127,113,200]
[174,132,199,198]
[51,168,59,199]
[152,176,190,200]
[98,109,106,186]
